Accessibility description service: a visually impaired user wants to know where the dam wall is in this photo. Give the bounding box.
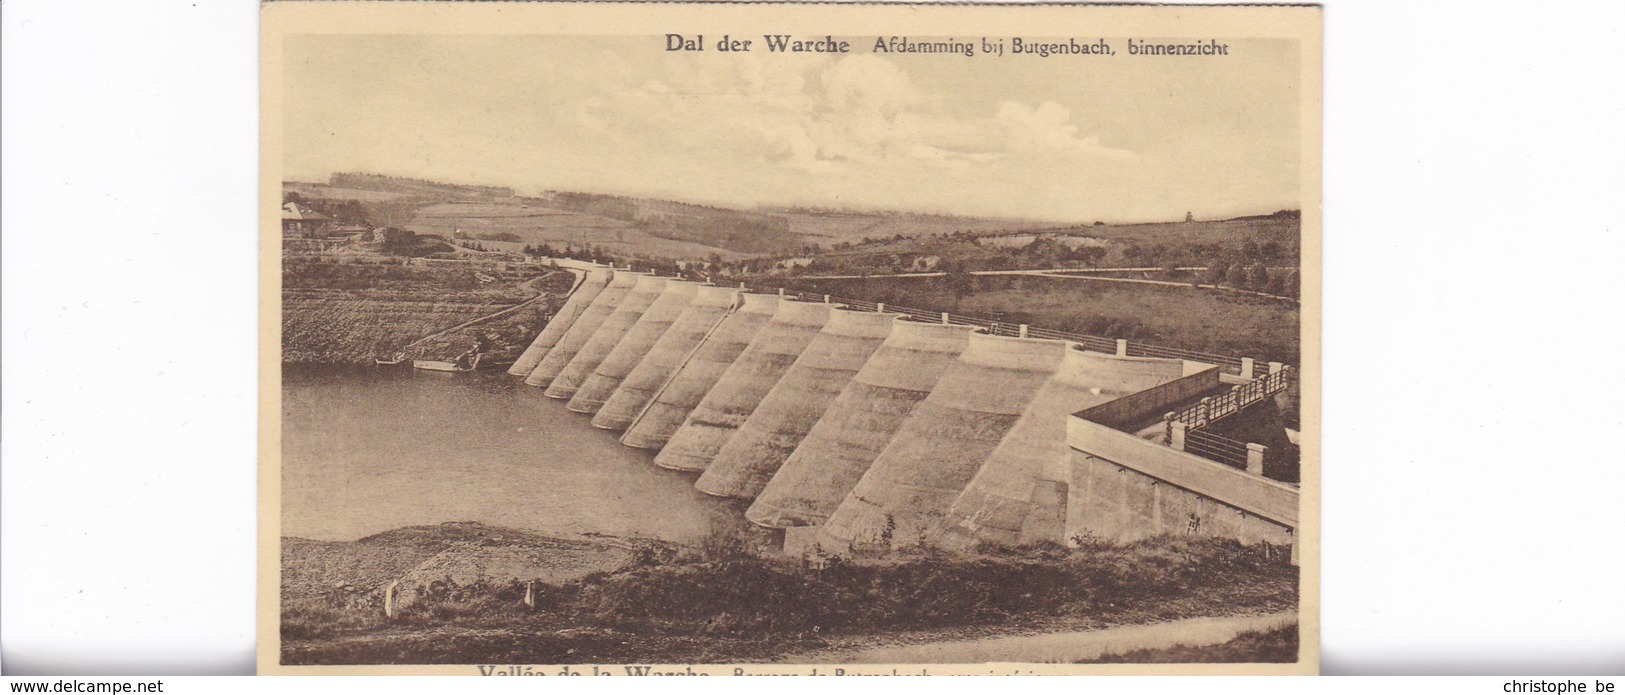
[568,280,700,415]
[653,299,831,472]
[695,307,903,500]
[545,275,667,400]
[746,318,979,529]
[525,270,639,387]
[935,349,1193,549]
[620,293,780,449]
[501,280,1300,560]
[508,267,611,376]
[817,333,1071,552]
[591,285,741,431]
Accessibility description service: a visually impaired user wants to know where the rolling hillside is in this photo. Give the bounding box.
[284,174,1298,268]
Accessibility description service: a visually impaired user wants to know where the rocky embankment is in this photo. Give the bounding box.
[281,255,573,365]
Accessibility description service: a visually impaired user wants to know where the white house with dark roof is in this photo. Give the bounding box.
[281,202,330,238]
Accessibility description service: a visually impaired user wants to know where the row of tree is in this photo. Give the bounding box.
[1202,262,1300,296]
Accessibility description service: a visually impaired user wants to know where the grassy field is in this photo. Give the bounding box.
[784,275,1301,365]
[281,521,1298,665]
[281,256,573,365]
[288,181,1107,260]
[791,215,1301,273]
[1035,216,1301,260]
[776,209,1045,247]
[402,205,749,261]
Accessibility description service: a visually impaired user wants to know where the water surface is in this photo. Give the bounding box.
[281,365,726,542]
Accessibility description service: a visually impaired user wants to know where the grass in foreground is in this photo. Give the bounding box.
[282,524,1298,665]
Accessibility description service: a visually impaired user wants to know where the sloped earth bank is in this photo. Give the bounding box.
[280,257,573,365]
[280,523,1297,666]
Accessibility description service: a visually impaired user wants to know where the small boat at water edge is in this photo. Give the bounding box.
[412,360,470,373]
[411,355,514,373]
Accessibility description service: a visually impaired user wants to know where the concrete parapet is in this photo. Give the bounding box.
[1064,413,1299,541]
[544,275,667,400]
[653,300,831,472]
[747,318,979,528]
[818,332,1070,552]
[620,293,779,450]
[1246,443,1267,476]
[509,267,611,376]
[695,308,903,500]
[591,285,740,431]
[1067,451,1294,552]
[1169,421,1189,451]
[568,280,700,415]
[1081,367,1222,432]
[545,257,610,272]
[938,348,1188,549]
[525,270,638,387]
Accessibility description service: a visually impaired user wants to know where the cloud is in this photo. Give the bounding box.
[994,101,1137,160]
[556,52,1133,178]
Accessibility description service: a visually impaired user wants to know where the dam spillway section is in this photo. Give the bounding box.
[591,284,742,432]
[546,274,670,400]
[816,332,1071,552]
[524,269,640,388]
[653,298,832,473]
[746,317,980,529]
[619,291,781,449]
[694,306,903,500]
[508,266,611,377]
[568,279,701,415]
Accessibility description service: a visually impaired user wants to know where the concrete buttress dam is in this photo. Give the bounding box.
[501,260,1301,561]
[653,299,831,472]
[545,275,667,400]
[590,285,741,432]
[525,270,639,387]
[508,267,611,377]
[746,318,979,529]
[935,349,1192,548]
[568,280,700,415]
[695,307,903,500]
[620,292,780,449]
[818,332,1070,552]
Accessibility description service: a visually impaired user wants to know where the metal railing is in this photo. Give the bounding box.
[1125,342,1245,372]
[1167,365,1293,433]
[1181,429,1252,470]
[1026,326,1116,353]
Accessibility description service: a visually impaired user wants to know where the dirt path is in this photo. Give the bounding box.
[402,269,568,350]
[790,611,1296,664]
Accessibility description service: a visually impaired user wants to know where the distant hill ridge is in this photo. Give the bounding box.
[329,172,515,199]
[293,174,1298,259]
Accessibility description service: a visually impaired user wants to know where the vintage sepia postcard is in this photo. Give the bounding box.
[260,1,1321,675]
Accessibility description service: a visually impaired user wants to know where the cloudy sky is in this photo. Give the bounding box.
[283,34,1301,222]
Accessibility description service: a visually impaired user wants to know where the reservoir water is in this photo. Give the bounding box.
[281,365,729,543]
